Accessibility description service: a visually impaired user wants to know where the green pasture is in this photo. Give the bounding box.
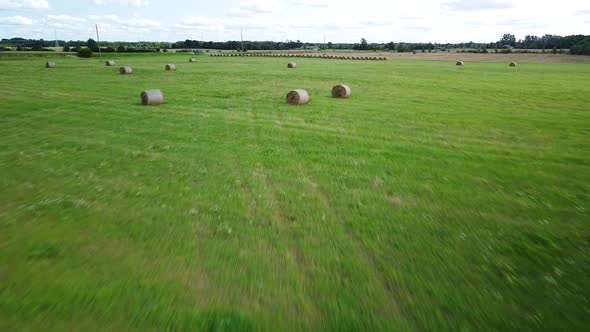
[0,53,589,331]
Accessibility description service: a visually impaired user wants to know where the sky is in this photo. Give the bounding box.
[0,0,589,43]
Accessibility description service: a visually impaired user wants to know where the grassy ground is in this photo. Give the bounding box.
[0,53,589,331]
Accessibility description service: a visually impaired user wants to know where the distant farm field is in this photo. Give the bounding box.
[0,53,589,331]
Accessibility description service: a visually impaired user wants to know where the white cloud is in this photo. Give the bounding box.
[48,14,85,22]
[1,0,588,43]
[289,0,330,8]
[228,0,278,17]
[88,14,159,28]
[0,15,33,24]
[0,0,49,10]
[94,0,149,6]
[444,0,512,11]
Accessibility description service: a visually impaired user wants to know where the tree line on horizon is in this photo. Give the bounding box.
[1,33,589,55]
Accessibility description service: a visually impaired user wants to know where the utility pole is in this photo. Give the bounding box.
[54,29,58,47]
[240,27,244,52]
[95,24,102,57]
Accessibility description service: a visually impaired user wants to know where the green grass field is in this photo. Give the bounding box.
[1,53,589,331]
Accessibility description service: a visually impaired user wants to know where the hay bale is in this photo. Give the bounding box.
[140,89,164,106]
[510,62,517,67]
[120,66,133,74]
[105,60,116,66]
[332,84,351,98]
[287,62,297,68]
[189,58,197,62]
[286,89,309,105]
[165,64,176,70]
[456,61,464,66]
[46,61,56,68]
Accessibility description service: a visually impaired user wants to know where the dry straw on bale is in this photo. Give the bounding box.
[286,89,310,105]
[456,61,464,66]
[140,89,164,105]
[46,61,56,68]
[510,62,517,67]
[165,64,176,70]
[332,84,351,98]
[287,62,297,68]
[120,66,133,74]
[105,60,116,66]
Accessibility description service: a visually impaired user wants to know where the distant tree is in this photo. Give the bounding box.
[87,38,97,50]
[327,42,333,49]
[63,45,70,52]
[500,34,516,47]
[359,38,369,50]
[570,37,590,55]
[396,43,411,52]
[117,45,125,52]
[77,47,93,58]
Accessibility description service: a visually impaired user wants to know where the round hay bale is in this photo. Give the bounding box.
[456,61,464,66]
[286,89,309,105]
[105,60,116,66]
[189,58,197,62]
[287,62,297,68]
[510,62,517,67]
[140,89,164,106]
[332,84,351,98]
[165,64,176,71]
[46,61,56,68]
[119,66,133,74]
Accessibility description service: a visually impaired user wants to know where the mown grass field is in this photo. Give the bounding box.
[0,53,589,331]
